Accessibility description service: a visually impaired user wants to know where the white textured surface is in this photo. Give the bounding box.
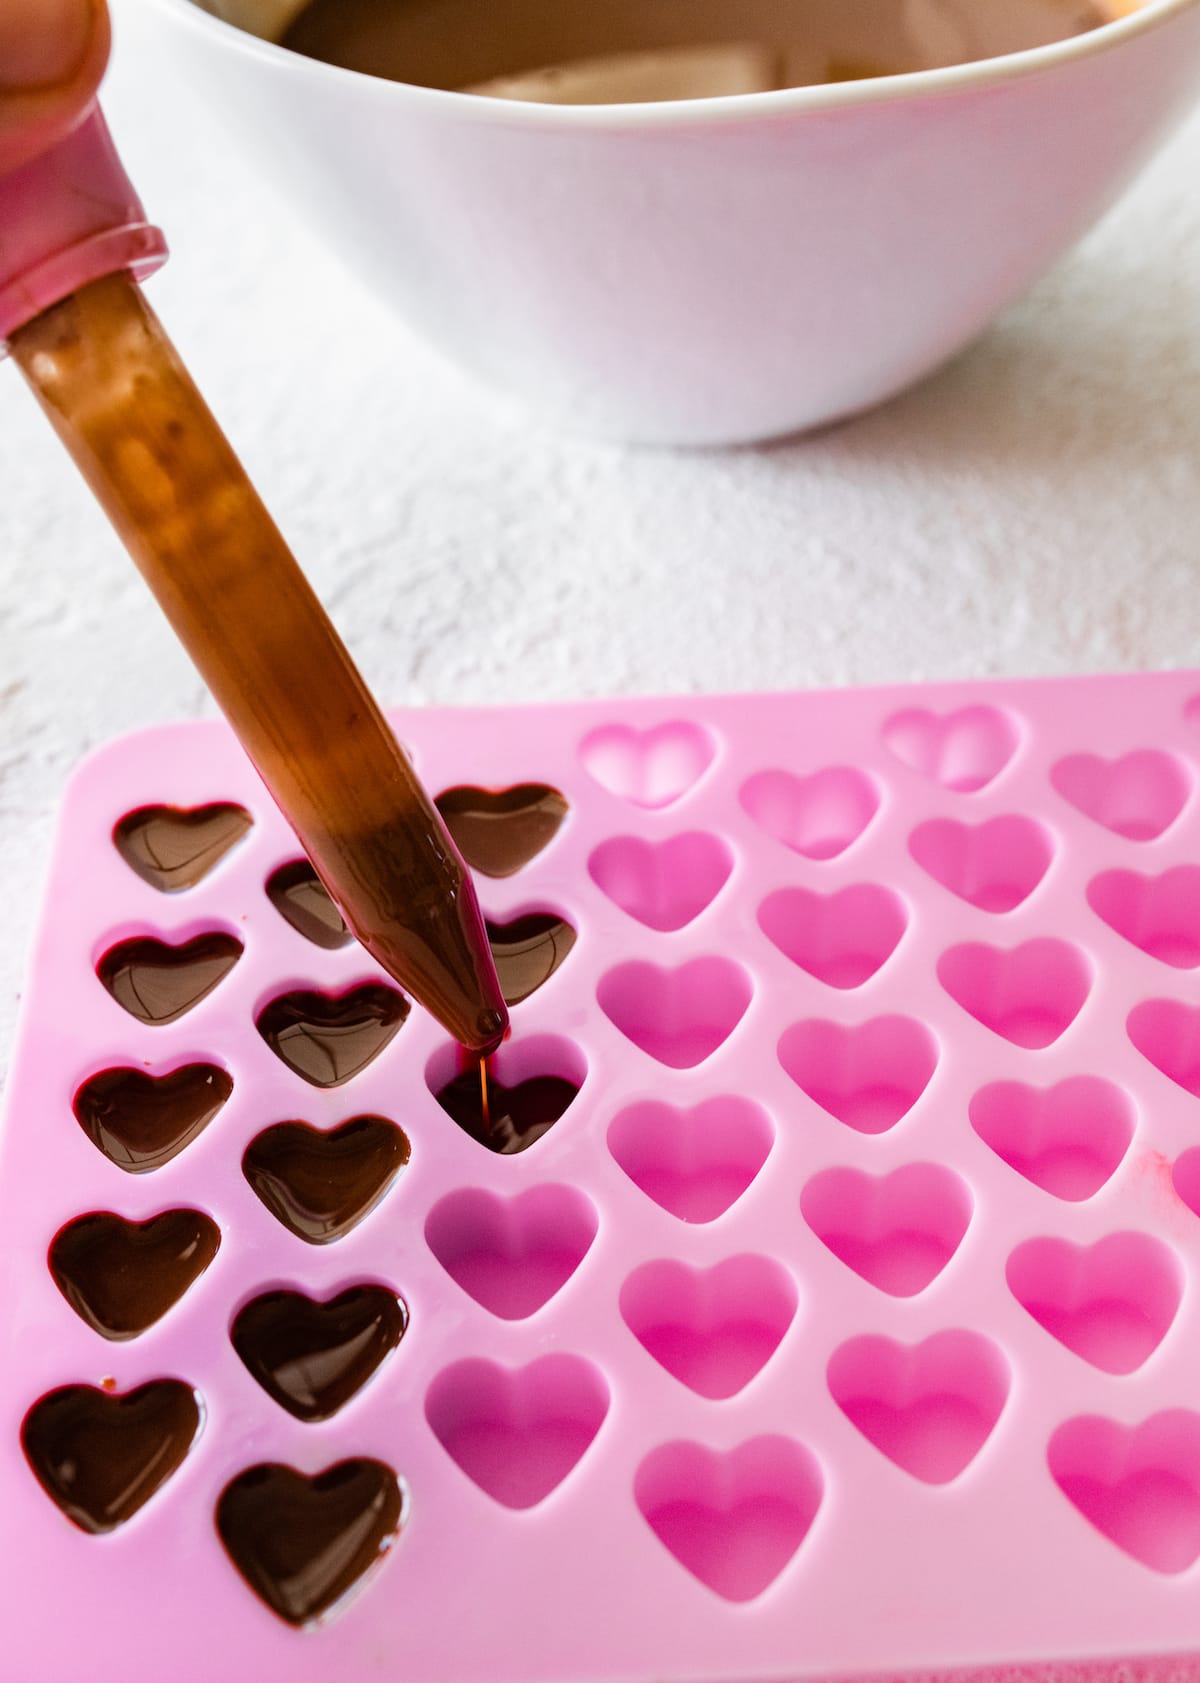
[0,2,1198,1067]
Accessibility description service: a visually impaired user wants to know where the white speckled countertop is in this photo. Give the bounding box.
[1,1,1198,1069]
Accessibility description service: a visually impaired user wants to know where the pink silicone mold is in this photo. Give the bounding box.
[7,672,1200,1683]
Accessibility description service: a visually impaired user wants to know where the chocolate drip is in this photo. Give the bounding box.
[435,1067,578,1154]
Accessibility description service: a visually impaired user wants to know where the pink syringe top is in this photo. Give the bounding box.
[0,106,166,347]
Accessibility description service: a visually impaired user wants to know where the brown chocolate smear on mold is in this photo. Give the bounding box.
[49,1209,221,1340]
[266,858,353,949]
[487,912,576,1004]
[216,1459,403,1626]
[231,1286,407,1421]
[256,986,409,1087]
[242,1116,409,1244]
[21,1380,201,1534]
[73,1064,233,1173]
[97,931,243,1024]
[113,803,252,892]
[435,1066,579,1154]
[435,784,567,878]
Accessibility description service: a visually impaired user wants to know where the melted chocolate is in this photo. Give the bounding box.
[49,1209,220,1340]
[435,1066,579,1154]
[97,931,243,1024]
[487,912,576,1004]
[436,784,567,878]
[21,1381,201,1533]
[231,1286,406,1421]
[266,858,352,949]
[73,1064,233,1173]
[256,986,409,1087]
[113,802,252,892]
[216,1459,404,1626]
[242,1116,409,1244]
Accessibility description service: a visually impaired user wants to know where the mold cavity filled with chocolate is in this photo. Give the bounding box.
[242,1116,410,1244]
[231,1286,407,1420]
[266,858,353,949]
[73,1063,233,1172]
[435,1060,580,1155]
[49,1208,220,1339]
[97,931,243,1024]
[487,912,576,1004]
[113,802,252,892]
[435,784,567,877]
[256,985,410,1086]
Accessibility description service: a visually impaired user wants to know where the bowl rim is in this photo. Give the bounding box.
[140,0,1200,126]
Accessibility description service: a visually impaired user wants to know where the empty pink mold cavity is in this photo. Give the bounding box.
[739,766,880,861]
[938,938,1091,1049]
[969,1076,1135,1201]
[1128,999,1200,1099]
[1172,1147,1200,1220]
[1049,1411,1200,1573]
[607,1096,774,1223]
[1088,867,1200,969]
[1007,1232,1182,1376]
[620,1255,797,1399]
[1051,750,1191,842]
[758,884,906,989]
[635,1435,823,1603]
[587,832,733,932]
[580,721,715,809]
[597,957,752,1069]
[909,815,1053,914]
[424,1353,608,1510]
[801,1163,972,1297]
[778,1016,938,1136]
[828,1330,1009,1484]
[424,1185,598,1320]
[882,705,1019,793]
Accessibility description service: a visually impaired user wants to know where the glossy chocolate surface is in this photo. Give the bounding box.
[97,931,243,1024]
[49,1209,220,1339]
[436,784,567,878]
[231,1285,407,1420]
[487,912,576,1004]
[242,1116,409,1243]
[256,985,409,1086]
[72,1063,233,1173]
[435,1066,578,1154]
[113,802,252,892]
[266,858,353,949]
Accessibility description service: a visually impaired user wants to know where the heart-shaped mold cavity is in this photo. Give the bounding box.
[231,1286,407,1421]
[256,985,409,1087]
[778,1016,938,1135]
[73,1063,233,1173]
[1051,750,1191,842]
[801,1163,972,1296]
[828,1330,1009,1484]
[49,1208,221,1339]
[486,912,576,1005]
[597,957,752,1069]
[97,931,243,1025]
[242,1116,410,1244]
[580,721,715,809]
[1089,866,1200,969]
[758,884,906,988]
[909,815,1054,913]
[1049,1411,1200,1573]
[938,938,1091,1049]
[216,1459,404,1626]
[265,859,352,949]
[1007,1232,1182,1375]
[635,1436,823,1603]
[1171,1147,1200,1221]
[428,1034,586,1155]
[21,1380,201,1533]
[739,766,879,861]
[425,1353,608,1509]
[425,1185,598,1319]
[113,802,251,892]
[435,784,567,877]
[882,705,1019,793]
[620,1255,797,1399]
[1128,999,1200,1099]
[587,832,733,931]
[607,1096,774,1224]
[969,1077,1135,1201]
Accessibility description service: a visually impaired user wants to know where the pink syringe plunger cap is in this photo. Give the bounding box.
[0,105,166,348]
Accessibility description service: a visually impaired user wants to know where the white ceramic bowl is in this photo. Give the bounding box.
[135,0,1200,445]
